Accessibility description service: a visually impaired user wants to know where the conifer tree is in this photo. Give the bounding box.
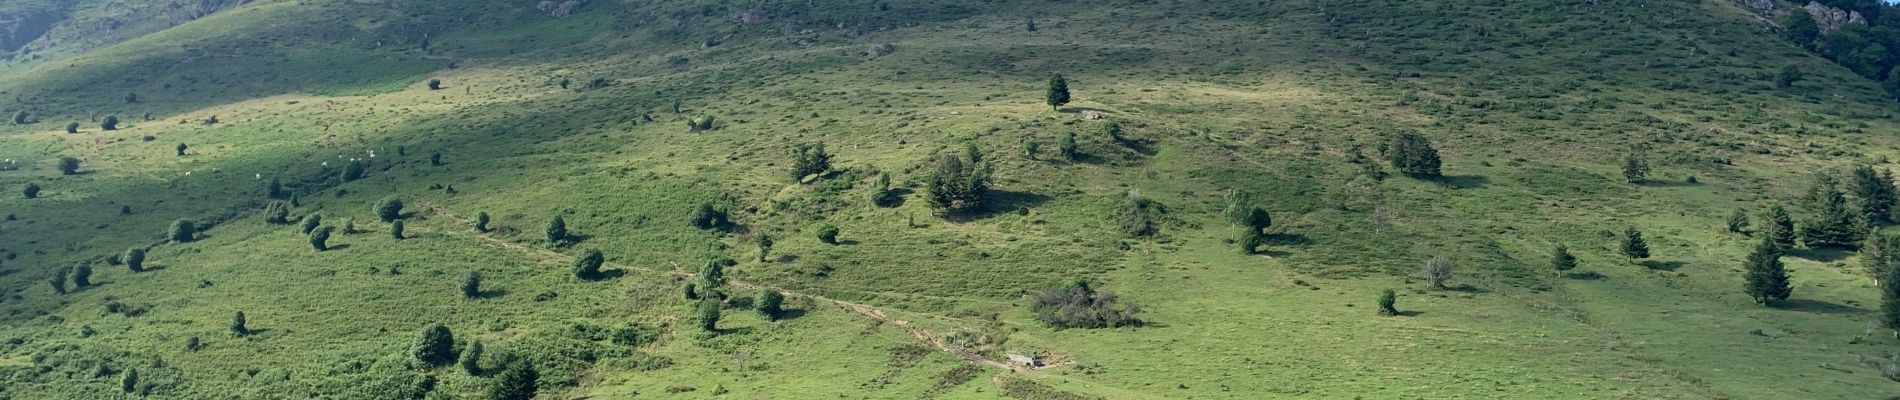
[1743,236,1792,306]
[1765,204,1797,250]
[1851,165,1896,225]
[232,311,249,335]
[1801,182,1864,249]
[1377,289,1398,316]
[1727,208,1751,234]
[546,216,568,244]
[411,323,456,366]
[1551,245,1578,276]
[1385,133,1441,178]
[1620,227,1650,259]
[573,249,603,280]
[1623,146,1649,184]
[489,362,538,400]
[475,212,491,232]
[1046,74,1071,111]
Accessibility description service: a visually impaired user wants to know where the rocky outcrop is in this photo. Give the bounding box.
[1804,1,1866,35]
[535,1,583,18]
[863,43,895,58]
[732,9,767,25]
[1733,0,1787,18]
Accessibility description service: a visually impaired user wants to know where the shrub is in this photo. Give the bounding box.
[1377,289,1398,316]
[411,323,456,367]
[757,290,786,321]
[342,160,366,182]
[546,216,568,245]
[266,177,284,198]
[1385,132,1441,178]
[232,311,248,335]
[682,282,699,300]
[429,152,442,166]
[867,172,892,206]
[1058,132,1079,160]
[459,271,482,298]
[756,234,773,262]
[1421,254,1454,290]
[65,122,78,133]
[124,248,146,272]
[23,182,39,199]
[264,201,291,224]
[342,217,357,234]
[300,212,323,234]
[1727,208,1751,234]
[47,267,68,295]
[101,115,119,130]
[427,79,442,90]
[698,259,725,294]
[175,143,187,156]
[1031,279,1140,329]
[687,202,726,229]
[459,340,484,375]
[573,249,603,280]
[56,157,79,175]
[475,212,490,232]
[391,220,406,240]
[309,226,333,251]
[1118,192,1160,237]
[10,110,24,124]
[73,263,92,287]
[375,196,404,222]
[694,298,721,332]
[120,367,138,393]
[815,224,840,244]
[168,219,196,243]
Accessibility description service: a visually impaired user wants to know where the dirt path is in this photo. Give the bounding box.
[417,202,1031,372]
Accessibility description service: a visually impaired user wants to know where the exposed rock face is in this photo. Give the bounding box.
[1804,1,1866,35]
[732,9,767,25]
[1733,0,1787,18]
[535,1,583,17]
[863,43,895,58]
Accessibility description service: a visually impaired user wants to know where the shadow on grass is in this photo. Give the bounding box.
[1564,271,1605,280]
[1437,175,1490,189]
[323,244,352,252]
[1264,233,1311,246]
[1779,298,1867,315]
[1444,284,1490,294]
[773,308,809,321]
[1639,260,1684,271]
[581,269,627,282]
[1394,310,1425,317]
[473,288,510,300]
[1791,247,1852,263]
[835,239,861,246]
[1636,179,1701,188]
[945,190,1051,222]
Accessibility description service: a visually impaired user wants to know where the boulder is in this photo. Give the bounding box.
[1804,1,1866,35]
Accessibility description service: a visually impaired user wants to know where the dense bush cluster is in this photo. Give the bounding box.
[1030,279,1140,329]
[924,146,991,215]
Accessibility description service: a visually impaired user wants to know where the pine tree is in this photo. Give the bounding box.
[266,176,284,199]
[489,362,538,400]
[120,367,138,393]
[1620,227,1650,259]
[73,263,91,287]
[411,323,456,367]
[1238,207,1272,254]
[1727,208,1751,234]
[789,142,832,180]
[573,249,603,280]
[1623,147,1649,184]
[1802,182,1864,249]
[1765,204,1797,250]
[1385,132,1441,178]
[925,152,990,215]
[1866,234,1899,287]
[756,234,774,263]
[1046,74,1071,111]
[1743,236,1793,306]
[1851,165,1897,225]
[1882,241,1900,337]
[1551,245,1578,276]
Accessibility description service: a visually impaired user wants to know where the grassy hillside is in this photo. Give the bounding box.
[1,0,1899,398]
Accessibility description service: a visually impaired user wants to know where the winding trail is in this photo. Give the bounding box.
[417,202,1030,372]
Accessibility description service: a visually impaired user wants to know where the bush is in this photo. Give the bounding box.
[867,172,892,206]
[168,219,196,243]
[1058,132,1079,160]
[687,202,726,230]
[411,323,457,367]
[459,271,482,298]
[1421,254,1454,290]
[429,152,443,166]
[757,290,786,321]
[694,298,721,332]
[101,115,119,131]
[475,212,490,232]
[341,160,366,182]
[300,212,323,234]
[427,79,442,90]
[1118,192,1160,237]
[1030,279,1141,329]
[264,201,291,224]
[56,157,79,175]
[266,177,284,198]
[47,267,68,295]
[124,248,146,272]
[1378,289,1398,316]
[815,224,840,244]
[459,340,484,375]
[309,226,332,251]
[64,122,78,133]
[120,367,138,393]
[23,182,39,199]
[546,216,568,245]
[232,311,248,335]
[10,110,24,124]
[375,196,404,222]
[342,217,357,234]
[573,249,603,280]
[175,143,187,156]
[73,263,92,287]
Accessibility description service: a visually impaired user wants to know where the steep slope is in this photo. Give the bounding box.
[0,0,1898,398]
